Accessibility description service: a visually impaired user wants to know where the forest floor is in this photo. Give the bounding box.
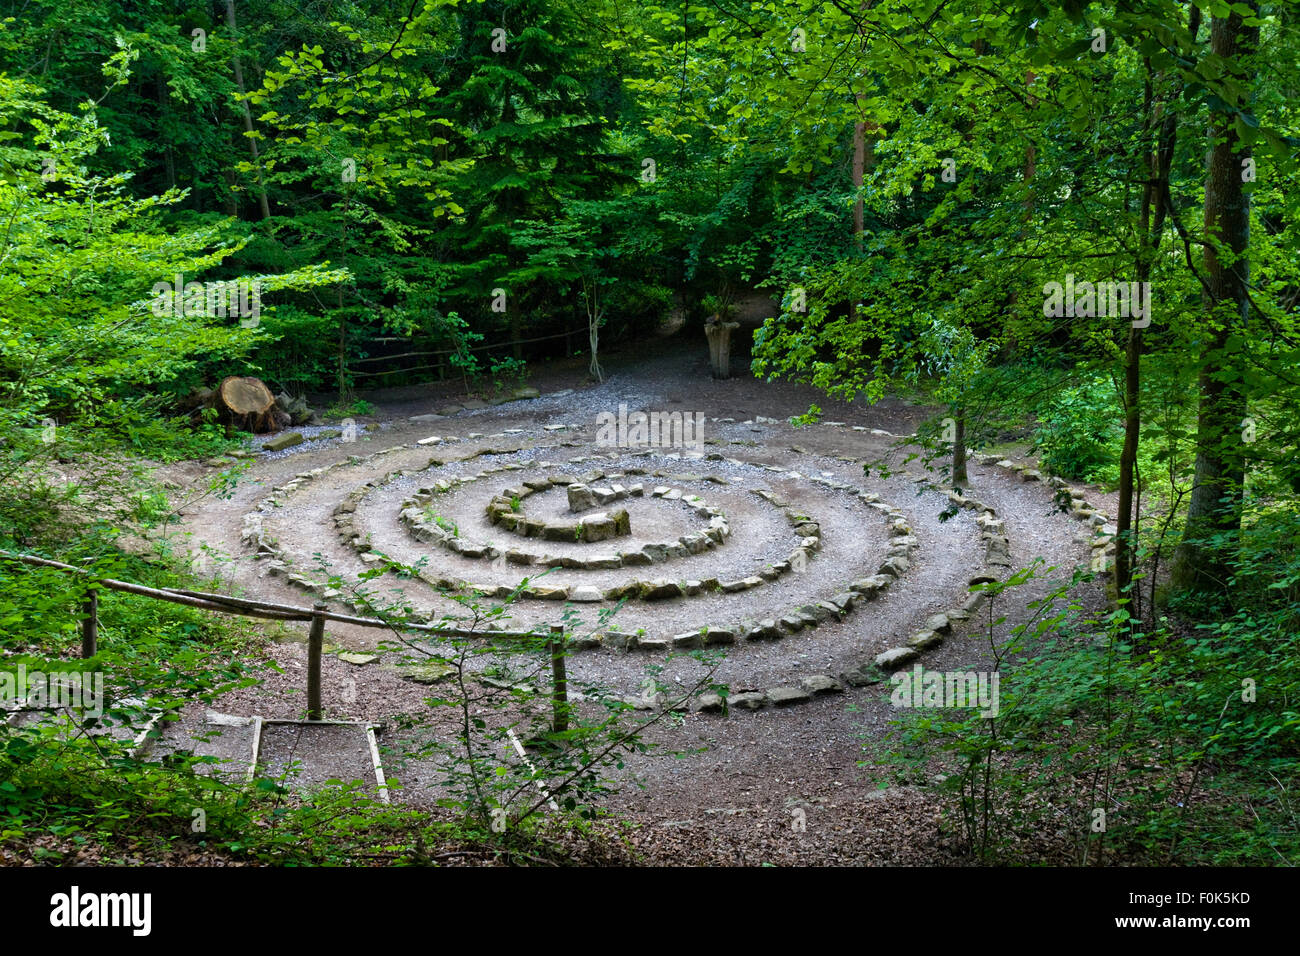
[146,331,1120,865]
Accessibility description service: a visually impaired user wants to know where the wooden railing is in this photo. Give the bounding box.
[0,550,567,726]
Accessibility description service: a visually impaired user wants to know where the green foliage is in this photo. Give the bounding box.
[884,521,1300,864]
[1032,375,1124,482]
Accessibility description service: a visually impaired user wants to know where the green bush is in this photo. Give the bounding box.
[1033,375,1123,482]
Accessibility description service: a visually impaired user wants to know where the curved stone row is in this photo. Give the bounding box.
[397,468,736,573]
[245,408,1103,716]
[239,438,921,656]
[389,470,830,603]
[672,424,1115,718]
[682,474,1004,715]
[235,411,1072,716]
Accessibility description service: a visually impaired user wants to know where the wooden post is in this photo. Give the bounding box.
[80,590,98,658]
[704,321,739,379]
[307,602,326,721]
[549,624,568,733]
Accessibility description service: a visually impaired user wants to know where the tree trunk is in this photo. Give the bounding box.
[585,276,604,383]
[852,116,865,249]
[1115,322,1142,597]
[224,0,271,221]
[1116,66,1158,604]
[952,412,968,485]
[1171,6,1257,595]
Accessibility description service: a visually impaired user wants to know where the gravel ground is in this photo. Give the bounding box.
[151,334,1113,865]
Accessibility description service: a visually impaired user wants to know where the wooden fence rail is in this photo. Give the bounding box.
[0,550,567,726]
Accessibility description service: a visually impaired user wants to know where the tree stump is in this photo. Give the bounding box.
[704,320,740,379]
[216,376,285,433]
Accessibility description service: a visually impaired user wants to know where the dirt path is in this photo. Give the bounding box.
[156,336,1113,864]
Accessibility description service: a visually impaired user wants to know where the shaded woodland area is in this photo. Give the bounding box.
[0,0,1296,875]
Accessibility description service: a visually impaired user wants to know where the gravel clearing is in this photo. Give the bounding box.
[154,337,1111,864]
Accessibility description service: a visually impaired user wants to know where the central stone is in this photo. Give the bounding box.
[567,481,631,512]
[567,483,598,511]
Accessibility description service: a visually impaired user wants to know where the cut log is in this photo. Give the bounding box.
[217,376,282,433]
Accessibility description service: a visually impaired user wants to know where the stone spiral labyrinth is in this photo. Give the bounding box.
[229,411,1112,712]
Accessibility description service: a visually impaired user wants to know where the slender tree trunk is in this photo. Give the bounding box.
[1171,6,1257,595]
[952,412,968,485]
[337,195,350,400]
[852,117,865,246]
[1116,67,1158,603]
[224,0,271,220]
[1116,326,1142,596]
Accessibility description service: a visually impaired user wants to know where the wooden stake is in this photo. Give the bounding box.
[307,603,326,721]
[80,589,98,658]
[549,624,568,734]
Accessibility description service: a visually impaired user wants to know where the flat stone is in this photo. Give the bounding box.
[828,592,857,612]
[924,613,952,634]
[696,693,726,713]
[850,575,892,597]
[841,664,883,687]
[542,522,578,542]
[797,603,836,623]
[604,582,640,601]
[568,585,603,602]
[800,675,843,695]
[399,662,456,684]
[745,619,781,641]
[435,404,464,416]
[908,630,943,650]
[874,647,919,670]
[338,652,378,665]
[729,691,768,711]
[767,686,811,706]
[702,627,736,645]
[879,556,911,578]
[780,614,806,632]
[640,579,683,601]
[263,432,304,452]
